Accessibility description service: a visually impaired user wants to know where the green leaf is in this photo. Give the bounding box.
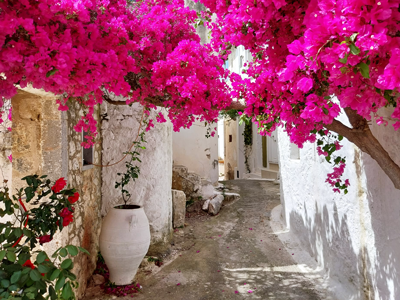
[36,252,47,264]
[0,250,6,261]
[62,282,73,300]
[46,68,58,78]
[29,269,42,282]
[66,245,78,257]
[26,292,35,299]
[339,66,349,74]
[338,135,343,141]
[10,271,21,284]
[48,286,57,300]
[60,259,72,270]
[1,280,9,288]
[384,89,392,101]
[6,251,16,262]
[38,264,50,274]
[55,276,65,291]
[14,228,22,238]
[8,284,18,291]
[349,44,360,55]
[338,53,348,64]
[358,62,370,78]
[35,279,46,290]
[78,247,90,255]
[50,269,61,281]
[350,32,359,42]
[59,248,68,258]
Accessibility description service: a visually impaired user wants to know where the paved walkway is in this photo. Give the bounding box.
[117,180,325,300]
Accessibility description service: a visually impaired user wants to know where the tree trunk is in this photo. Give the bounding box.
[324,108,400,189]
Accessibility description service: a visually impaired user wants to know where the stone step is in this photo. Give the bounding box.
[261,169,278,180]
[269,163,279,171]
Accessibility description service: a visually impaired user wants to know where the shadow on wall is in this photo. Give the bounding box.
[289,199,399,300]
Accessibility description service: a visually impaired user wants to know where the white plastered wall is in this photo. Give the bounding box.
[172,121,219,184]
[101,102,173,250]
[278,107,400,300]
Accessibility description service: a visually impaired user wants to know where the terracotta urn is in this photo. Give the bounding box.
[99,205,150,285]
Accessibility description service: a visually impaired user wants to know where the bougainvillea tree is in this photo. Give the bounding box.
[2,0,400,192]
[0,0,238,146]
[200,0,400,191]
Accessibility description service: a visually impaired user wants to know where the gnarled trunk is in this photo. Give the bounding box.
[324,108,400,189]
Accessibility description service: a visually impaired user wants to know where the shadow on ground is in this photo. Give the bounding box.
[91,180,325,300]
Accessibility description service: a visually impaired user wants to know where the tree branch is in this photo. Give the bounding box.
[324,109,400,189]
[102,92,247,111]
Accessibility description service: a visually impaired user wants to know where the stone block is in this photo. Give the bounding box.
[172,165,201,198]
[172,189,186,228]
[208,194,224,215]
[223,192,240,203]
[202,199,210,211]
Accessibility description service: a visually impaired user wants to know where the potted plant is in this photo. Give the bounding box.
[99,121,151,286]
[0,174,88,300]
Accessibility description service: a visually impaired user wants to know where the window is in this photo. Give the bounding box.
[82,130,94,170]
[229,135,232,142]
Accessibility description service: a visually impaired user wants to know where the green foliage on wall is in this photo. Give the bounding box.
[243,122,253,146]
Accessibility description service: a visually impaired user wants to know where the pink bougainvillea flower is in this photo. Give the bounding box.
[7,154,12,162]
[248,290,253,293]
[51,178,67,193]
[177,283,181,286]
[196,250,200,253]
[234,291,239,294]
[249,228,253,230]
[38,235,52,244]
[68,192,80,204]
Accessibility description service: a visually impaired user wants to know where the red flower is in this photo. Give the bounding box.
[22,259,35,270]
[51,178,67,193]
[59,207,74,226]
[38,235,52,244]
[68,192,79,204]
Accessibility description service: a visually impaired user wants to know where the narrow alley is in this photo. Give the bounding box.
[116,180,327,300]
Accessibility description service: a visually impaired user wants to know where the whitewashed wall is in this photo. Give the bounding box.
[172,121,219,184]
[101,103,173,254]
[278,108,400,300]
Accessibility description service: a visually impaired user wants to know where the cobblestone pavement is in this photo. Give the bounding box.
[92,180,326,300]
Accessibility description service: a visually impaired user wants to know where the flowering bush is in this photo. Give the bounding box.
[201,0,400,191]
[0,0,232,147]
[0,175,88,299]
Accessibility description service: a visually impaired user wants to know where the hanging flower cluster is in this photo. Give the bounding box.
[200,0,400,191]
[0,0,232,145]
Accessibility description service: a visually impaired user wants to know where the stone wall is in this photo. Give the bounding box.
[101,102,173,255]
[65,101,103,297]
[0,100,12,189]
[9,88,102,298]
[278,107,400,300]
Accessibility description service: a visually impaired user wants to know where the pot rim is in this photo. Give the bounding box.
[113,204,143,210]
